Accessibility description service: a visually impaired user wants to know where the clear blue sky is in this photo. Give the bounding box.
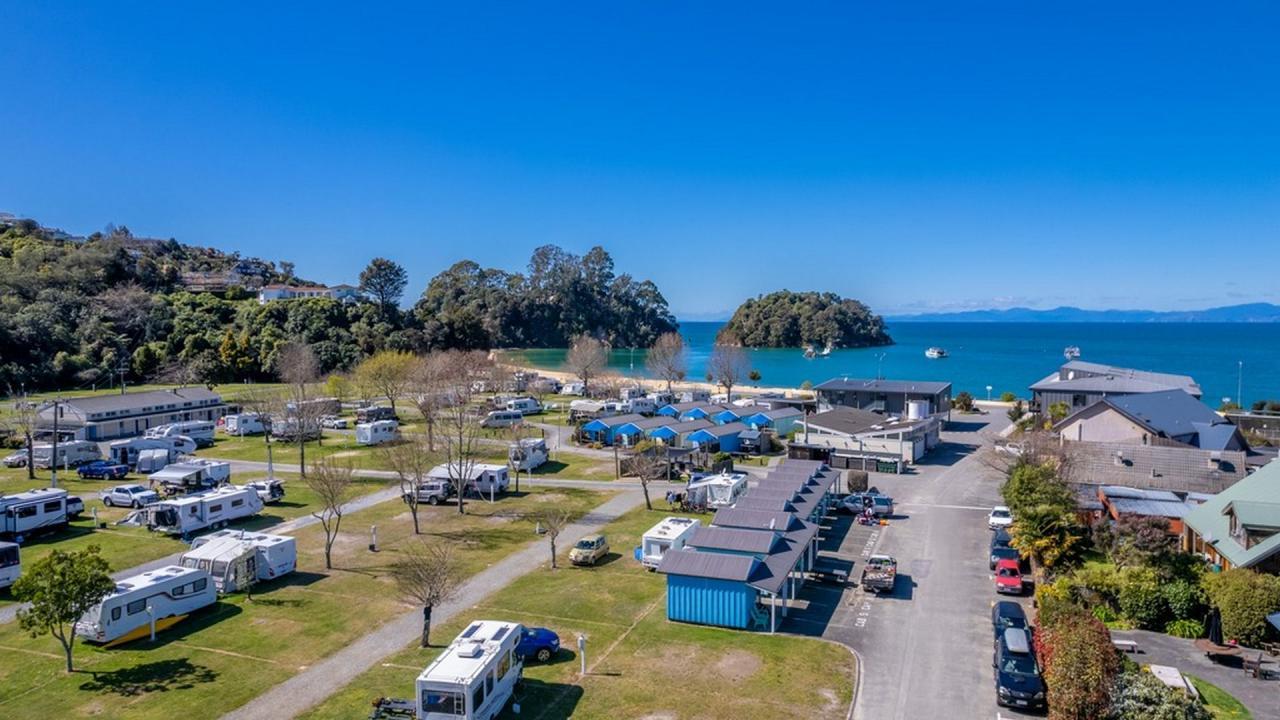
[2,2,1278,318]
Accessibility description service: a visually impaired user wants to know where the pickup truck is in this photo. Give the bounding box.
[861,554,897,593]
[100,484,161,508]
[77,460,130,480]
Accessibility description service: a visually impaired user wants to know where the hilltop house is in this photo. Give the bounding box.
[258,283,364,304]
[37,388,226,441]
[1030,360,1201,414]
[1183,460,1280,573]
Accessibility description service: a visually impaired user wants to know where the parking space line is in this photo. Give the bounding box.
[898,502,990,511]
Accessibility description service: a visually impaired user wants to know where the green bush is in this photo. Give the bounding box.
[1164,619,1204,639]
[1000,391,1017,403]
[1203,568,1280,646]
[1117,568,1166,630]
[1092,604,1118,623]
[1107,669,1212,720]
[1160,579,1205,621]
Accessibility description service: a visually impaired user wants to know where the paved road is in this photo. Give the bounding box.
[222,489,645,720]
[1110,630,1280,718]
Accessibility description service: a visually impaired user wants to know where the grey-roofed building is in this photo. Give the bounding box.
[711,508,807,533]
[1096,485,1203,534]
[1031,360,1202,414]
[1056,389,1246,452]
[687,526,788,556]
[815,377,952,420]
[1183,460,1280,573]
[1065,441,1248,495]
[801,405,942,465]
[37,388,226,441]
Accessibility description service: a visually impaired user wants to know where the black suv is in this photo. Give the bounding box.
[991,601,1028,639]
[993,627,1046,711]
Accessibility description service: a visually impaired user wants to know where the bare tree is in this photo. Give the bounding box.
[626,441,669,511]
[411,353,452,452]
[707,332,752,404]
[382,437,434,534]
[7,397,38,480]
[565,334,608,396]
[306,458,354,569]
[533,507,575,569]
[236,387,286,480]
[436,351,493,514]
[645,332,688,396]
[391,540,460,648]
[277,340,320,477]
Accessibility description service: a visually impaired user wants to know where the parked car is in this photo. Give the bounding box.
[77,460,130,480]
[405,479,455,506]
[319,415,349,430]
[516,626,561,662]
[989,545,1021,571]
[100,484,160,509]
[569,534,610,566]
[66,495,85,518]
[990,527,1013,554]
[245,479,286,503]
[994,627,1046,710]
[3,451,27,468]
[991,601,1029,639]
[841,492,894,517]
[994,558,1024,595]
[860,554,898,593]
[988,505,1014,530]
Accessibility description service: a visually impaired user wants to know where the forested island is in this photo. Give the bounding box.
[0,217,675,391]
[720,290,892,348]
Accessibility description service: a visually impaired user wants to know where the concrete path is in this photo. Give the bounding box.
[1111,630,1280,718]
[221,489,645,720]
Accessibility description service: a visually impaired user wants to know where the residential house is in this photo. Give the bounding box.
[1096,485,1212,535]
[1030,360,1201,414]
[1056,389,1246,451]
[814,377,952,420]
[1065,441,1248,495]
[1183,460,1280,573]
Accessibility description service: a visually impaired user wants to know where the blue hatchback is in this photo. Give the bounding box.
[516,627,560,663]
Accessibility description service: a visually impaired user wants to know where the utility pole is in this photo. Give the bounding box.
[50,398,60,488]
[117,357,129,396]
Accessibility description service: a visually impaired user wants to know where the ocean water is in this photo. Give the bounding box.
[512,322,1280,406]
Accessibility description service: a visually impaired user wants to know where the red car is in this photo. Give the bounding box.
[994,558,1024,595]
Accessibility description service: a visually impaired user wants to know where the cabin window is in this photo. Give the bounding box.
[110,607,121,622]
[189,506,199,516]
[485,671,494,695]
[472,684,485,710]
[209,504,223,514]
[192,578,208,592]
[231,499,243,508]
[44,501,62,514]
[17,505,36,519]
[173,584,185,596]
[420,691,464,714]
[126,599,147,615]
[496,651,512,679]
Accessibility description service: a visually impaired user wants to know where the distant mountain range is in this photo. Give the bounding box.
[886,303,1280,323]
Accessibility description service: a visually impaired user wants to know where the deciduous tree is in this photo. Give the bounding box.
[306,458,354,569]
[391,541,460,648]
[565,334,608,396]
[382,436,435,534]
[533,507,575,570]
[354,350,415,415]
[14,546,116,672]
[707,332,751,403]
[1203,568,1280,647]
[644,332,687,395]
[277,340,320,476]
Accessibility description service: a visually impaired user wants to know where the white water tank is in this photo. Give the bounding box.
[906,400,929,420]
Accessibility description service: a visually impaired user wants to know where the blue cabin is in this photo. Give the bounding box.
[610,416,674,446]
[744,407,804,436]
[710,407,743,425]
[656,401,705,419]
[649,419,713,447]
[580,413,647,445]
[687,421,750,453]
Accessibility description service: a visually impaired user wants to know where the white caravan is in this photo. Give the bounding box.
[32,440,100,469]
[149,460,232,496]
[182,529,297,593]
[639,516,701,570]
[0,541,19,590]
[427,463,510,498]
[356,419,399,446]
[135,448,171,473]
[686,472,750,509]
[504,397,543,415]
[0,488,71,542]
[507,438,548,471]
[622,397,657,416]
[108,435,196,467]
[75,565,216,645]
[140,485,264,535]
[223,413,265,436]
[146,421,216,447]
[416,620,526,720]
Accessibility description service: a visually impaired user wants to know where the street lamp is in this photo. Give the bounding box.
[986,385,993,402]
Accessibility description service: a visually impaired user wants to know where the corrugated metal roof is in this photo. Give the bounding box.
[1109,498,1194,519]
[656,549,760,582]
[1183,460,1280,569]
[687,526,783,554]
[689,421,749,439]
[60,387,222,413]
[710,508,805,532]
[815,378,952,395]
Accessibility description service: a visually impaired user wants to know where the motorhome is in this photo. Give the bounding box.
[224,413,265,436]
[182,529,297,593]
[288,396,342,417]
[149,460,232,496]
[508,438,548,471]
[356,419,400,446]
[686,472,749,509]
[108,435,196,467]
[0,541,20,590]
[480,410,523,429]
[645,391,675,407]
[677,389,711,403]
[620,386,647,401]
[504,397,542,415]
[415,620,526,720]
[622,397,657,416]
[639,517,700,570]
[138,485,264,535]
[75,565,217,645]
[568,399,623,423]
[356,405,398,424]
[32,440,100,469]
[0,488,71,542]
[559,382,585,396]
[146,421,216,447]
[428,463,510,498]
[269,417,322,442]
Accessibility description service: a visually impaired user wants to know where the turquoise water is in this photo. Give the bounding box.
[512,322,1280,405]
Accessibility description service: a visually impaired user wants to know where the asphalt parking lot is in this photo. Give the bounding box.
[788,411,1042,720]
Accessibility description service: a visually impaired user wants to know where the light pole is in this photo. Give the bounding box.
[875,353,886,380]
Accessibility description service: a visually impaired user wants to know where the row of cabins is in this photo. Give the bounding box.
[657,460,837,633]
[581,404,804,452]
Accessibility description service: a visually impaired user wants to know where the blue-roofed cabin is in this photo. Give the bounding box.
[687,422,750,453]
[611,417,675,447]
[656,401,704,419]
[580,413,647,445]
[710,408,743,425]
[744,407,804,437]
[649,419,714,448]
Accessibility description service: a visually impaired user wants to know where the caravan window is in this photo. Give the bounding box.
[496,651,512,679]
[126,599,147,615]
[471,684,485,711]
[231,499,244,508]
[17,505,36,519]
[485,671,494,695]
[192,578,208,593]
[111,607,121,622]
[209,504,223,514]
[420,691,464,714]
[212,561,229,576]
[0,545,17,567]
[44,501,62,513]
[173,584,186,597]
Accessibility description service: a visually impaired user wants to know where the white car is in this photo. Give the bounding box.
[988,505,1014,530]
[100,484,161,509]
[2,451,27,468]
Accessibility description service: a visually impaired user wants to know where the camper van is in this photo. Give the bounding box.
[622,397,657,416]
[686,472,749,509]
[139,485,264,536]
[146,421,216,447]
[0,541,20,590]
[149,460,231,496]
[428,463,510,498]
[32,440,100,469]
[269,417,322,442]
[75,565,217,645]
[558,382,585,396]
[108,435,196,467]
[356,405,398,424]
[182,529,297,593]
[678,389,711,404]
[480,411,523,429]
[356,420,399,446]
[639,517,701,570]
[508,438,548,471]
[0,488,71,542]
[224,413,265,436]
[646,391,676,407]
[504,397,542,416]
[415,620,526,720]
[244,478,286,503]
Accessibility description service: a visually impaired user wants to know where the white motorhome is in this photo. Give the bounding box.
[146,421,216,447]
[32,440,100,469]
[75,565,216,645]
[428,463,510,498]
[149,460,232,496]
[646,391,675,407]
[0,488,71,542]
[686,472,749,509]
[678,389,711,404]
[224,413,265,436]
[639,516,700,570]
[139,485,264,535]
[507,438,548,471]
[558,382,585,396]
[0,541,20,590]
[479,411,523,429]
[356,419,399,446]
[504,397,542,415]
[182,529,297,593]
[622,397,657,416]
[108,435,196,467]
[416,620,526,720]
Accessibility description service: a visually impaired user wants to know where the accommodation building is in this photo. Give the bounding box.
[657,402,726,422]
[649,419,714,448]
[794,405,940,466]
[1056,390,1245,451]
[814,378,952,421]
[37,388,225,441]
[1183,460,1280,573]
[605,416,673,447]
[1064,441,1248,495]
[257,283,365,304]
[687,422,751,454]
[743,407,804,436]
[1030,360,1201,414]
[580,414,648,445]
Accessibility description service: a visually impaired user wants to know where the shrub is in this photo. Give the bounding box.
[1092,604,1118,624]
[954,391,975,411]
[1000,391,1017,403]
[1164,619,1204,639]
[1203,568,1280,647]
[1117,568,1166,630]
[1160,579,1205,621]
[1106,669,1212,720]
[1037,608,1120,720]
[1007,400,1026,423]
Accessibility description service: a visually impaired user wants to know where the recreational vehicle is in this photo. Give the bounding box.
[356,420,399,446]
[108,435,196,467]
[639,516,700,569]
[356,405,398,424]
[415,620,526,720]
[686,472,749,509]
[149,460,232,496]
[678,390,711,404]
[146,421,216,447]
[508,438,548,471]
[224,413,265,436]
[480,410,523,429]
[622,397,657,415]
[32,440,100,469]
[504,397,542,415]
[288,396,342,417]
[244,478,286,503]
[0,541,19,590]
[0,488,71,542]
[139,485,264,535]
[182,529,297,593]
[646,391,676,407]
[75,565,216,645]
[428,463,510,498]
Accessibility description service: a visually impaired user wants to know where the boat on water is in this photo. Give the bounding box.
[925,347,948,359]
[820,342,833,357]
[1063,345,1081,359]
[803,344,817,360]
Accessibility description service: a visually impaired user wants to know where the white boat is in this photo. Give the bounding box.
[925,347,948,359]
[802,344,817,359]
[1063,346,1081,359]
[820,342,833,357]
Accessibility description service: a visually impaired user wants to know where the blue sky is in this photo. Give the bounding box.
[1,2,1278,318]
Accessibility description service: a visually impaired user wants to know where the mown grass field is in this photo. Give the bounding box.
[1187,675,1252,720]
[301,505,856,720]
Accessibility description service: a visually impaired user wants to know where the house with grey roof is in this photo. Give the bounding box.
[1056,389,1247,452]
[1095,485,1211,535]
[37,388,225,441]
[1030,360,1202,415]
[1065,440,1248,495]
[798,405,942,466]
[1183,460,1280,573]
[814,377,952,420]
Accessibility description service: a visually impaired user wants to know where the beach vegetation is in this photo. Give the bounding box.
[719,289,891,348]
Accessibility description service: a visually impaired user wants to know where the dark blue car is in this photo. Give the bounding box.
[516,626,560,663]
[77,460,129,480]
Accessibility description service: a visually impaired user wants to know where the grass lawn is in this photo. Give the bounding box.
[301,505,856,720]
[530,451,618,482]
[1187,675,1252,720]
[0,486,610,719]
[200,433,510,472]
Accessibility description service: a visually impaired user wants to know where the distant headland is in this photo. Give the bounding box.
[886,303,1280,324]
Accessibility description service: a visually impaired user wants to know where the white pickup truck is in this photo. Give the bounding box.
[861,554,898,593]
[100,484,161,509]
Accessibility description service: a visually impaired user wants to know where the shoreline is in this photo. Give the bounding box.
[495,353,810,398]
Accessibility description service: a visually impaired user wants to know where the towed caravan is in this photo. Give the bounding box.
[181,529,297,593]
[108,435,196,467]
[685,472,749,509]
[135,485,264,536]
[356,420,399,446]
[507,438,548,471]
[149,460,232,496]
[0,488,71,542]
[32,440,101,470]
[0,541,19,590]
[224,412,265,436]
[146,421,216,447]
[75,565,216,645]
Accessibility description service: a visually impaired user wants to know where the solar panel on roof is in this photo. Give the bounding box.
[491,625,511,642]
[460,622,482,639]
